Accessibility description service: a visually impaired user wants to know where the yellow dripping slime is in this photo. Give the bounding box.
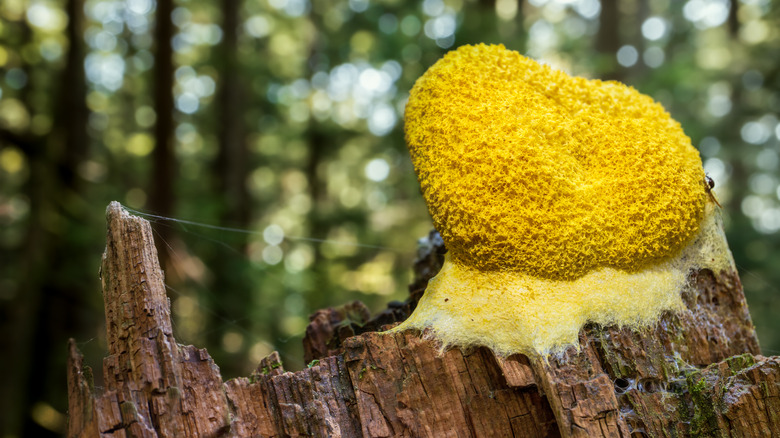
[395,44,733,356]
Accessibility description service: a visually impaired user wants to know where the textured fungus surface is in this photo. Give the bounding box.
[397,208,733,355]
[397,44,728,356]
[404,43,707,279]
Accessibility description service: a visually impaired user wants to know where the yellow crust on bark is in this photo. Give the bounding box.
[397,44,724,356]
[394,206,732,356]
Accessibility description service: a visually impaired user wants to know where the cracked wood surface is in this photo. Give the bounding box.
[67,203,780,437]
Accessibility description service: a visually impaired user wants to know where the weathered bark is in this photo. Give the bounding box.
[68,203,780,437]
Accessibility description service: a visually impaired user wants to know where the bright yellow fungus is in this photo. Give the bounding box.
[395,44,732,356]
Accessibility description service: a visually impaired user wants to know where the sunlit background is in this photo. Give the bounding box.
[0,0,778,435]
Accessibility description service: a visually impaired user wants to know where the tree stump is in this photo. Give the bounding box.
[67,202,780,437]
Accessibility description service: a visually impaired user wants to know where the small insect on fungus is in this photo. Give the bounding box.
[705,175,722,208]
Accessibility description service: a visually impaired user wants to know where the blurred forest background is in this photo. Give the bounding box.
[0,0,778,435]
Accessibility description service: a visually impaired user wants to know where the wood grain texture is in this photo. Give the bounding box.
[67,204,779,437]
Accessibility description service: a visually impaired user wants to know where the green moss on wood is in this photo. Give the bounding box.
[725,353,756,374]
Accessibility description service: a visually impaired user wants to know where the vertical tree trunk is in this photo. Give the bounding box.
[209,0,253,377]
[215,0,249,224]
[305,127,328,260]
[0,17,44,437]
[728,0,740,37]
[149,0,176,264]
[1,0,89,435]
[58,0,89,188]
[595,0,622,80]
[305,3,330,265]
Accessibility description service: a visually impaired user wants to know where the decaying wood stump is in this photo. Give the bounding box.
[67,202,780,437]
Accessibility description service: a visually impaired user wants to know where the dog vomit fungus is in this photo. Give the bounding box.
[395,44,732,356]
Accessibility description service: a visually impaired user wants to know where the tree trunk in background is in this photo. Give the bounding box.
[58,0,89,189]
[305,127,328,261]
[216,0,249,227]
[728,0,740,37]
[210,0,252,377]
[479,0,497,15]
[632,0,650,76]
[0,139,48,438]
[305,4,330,266]
[1,0,89,435]
[149,0,176,267]
[68,204,780,437]
[595,0,622,80]
[0,16,40,438]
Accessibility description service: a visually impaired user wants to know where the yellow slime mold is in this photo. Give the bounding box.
[395,44,731,356]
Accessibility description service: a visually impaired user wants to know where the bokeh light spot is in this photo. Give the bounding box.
[643,46,665,68]
[262,245,284,265]
[222,332,244,353]
[0,147,24,174]
[616,45,638,67]
[263,224,285,245]
[641,17,667,41]
[365,158,390,182]
[125,133,154,156]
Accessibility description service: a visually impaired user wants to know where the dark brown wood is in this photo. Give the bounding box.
[303,301,372,364]
[97,201,231,436]
[67,203,780,437]
[341,331,559,437]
